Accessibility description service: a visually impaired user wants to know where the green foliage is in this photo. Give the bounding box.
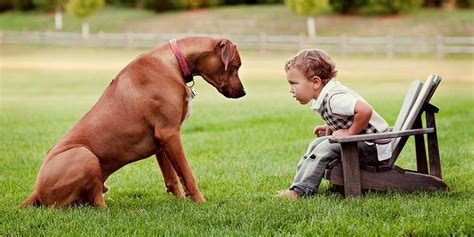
[67,0,104,18]
[184,0,222,8]
[256,0,283,3]
[140,0,222,11]
[222,0,283,4]
[330,0,423,14]
[329,0,366,13]
[361,0,423,14]
[285,0,330,15]
[0,0,13,11]
[422,0,442,7]
[32,0,65,10]
[106,0,137,7]
[457,0,474,8]
[10,0,35,10]
[140,0,183,11]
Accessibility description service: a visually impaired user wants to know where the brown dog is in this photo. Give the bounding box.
[20,36,246,208]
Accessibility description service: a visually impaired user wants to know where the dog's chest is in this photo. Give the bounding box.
[184,90,193,120]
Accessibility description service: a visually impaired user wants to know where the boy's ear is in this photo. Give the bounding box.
[311,76,323,89]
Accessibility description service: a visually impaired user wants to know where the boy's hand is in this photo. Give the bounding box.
[333,100,373,137]
[332,129,351,137]
[313,124,331,137]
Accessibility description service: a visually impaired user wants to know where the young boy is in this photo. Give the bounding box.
[278,49,392,199]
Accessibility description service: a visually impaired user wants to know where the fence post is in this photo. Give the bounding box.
[260,33,267,54]
[299,34,305,51]
[97,31,104,47]
[436,35,444,59]
[340,34,347,56]
[37,31,45,45]
[126,32,133,48]
[386,35,393,59]
[45,31,52,46]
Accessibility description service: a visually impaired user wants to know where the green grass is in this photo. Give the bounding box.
[0,5,473,36]
[1,45,473,235]
[0,6,154,32]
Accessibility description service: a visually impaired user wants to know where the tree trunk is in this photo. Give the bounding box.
[82,21,89,39]
[443,0,456,9]
[307,17,316,39]
[54,7,63,31]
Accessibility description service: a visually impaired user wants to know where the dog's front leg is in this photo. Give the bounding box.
[155,148,184,198]
[155,128,205,202]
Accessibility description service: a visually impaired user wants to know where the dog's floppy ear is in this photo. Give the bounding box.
[219,39,235,72]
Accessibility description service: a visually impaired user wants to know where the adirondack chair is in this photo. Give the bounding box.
[324,74,448,197]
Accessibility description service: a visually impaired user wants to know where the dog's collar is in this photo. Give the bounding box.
[169,38,194,83]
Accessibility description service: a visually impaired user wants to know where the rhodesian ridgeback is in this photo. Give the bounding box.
[20,36,246,208]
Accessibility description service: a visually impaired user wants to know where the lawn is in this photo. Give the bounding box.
[0,5,473,36]
[0,45,473,235]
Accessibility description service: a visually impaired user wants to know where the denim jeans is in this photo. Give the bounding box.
[289,136,378,196]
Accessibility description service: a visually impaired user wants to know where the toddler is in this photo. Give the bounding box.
[277,49,391,199]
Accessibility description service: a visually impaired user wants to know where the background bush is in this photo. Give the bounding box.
[0,0,471,16]
[11,0,35,10]
[457,0,474,8]
[67,0,104,18]
[140,0,183,11]
[284,0,329,15]
[330,0,423,14]
[106,0,137,7]
[329,0,366,13]
[0,0,13,11]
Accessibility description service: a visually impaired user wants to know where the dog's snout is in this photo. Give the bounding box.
[221,86,246,99]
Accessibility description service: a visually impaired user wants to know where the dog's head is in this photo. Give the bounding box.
[195,38,246,98]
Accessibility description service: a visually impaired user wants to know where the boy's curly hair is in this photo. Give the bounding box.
[284,49,337,85]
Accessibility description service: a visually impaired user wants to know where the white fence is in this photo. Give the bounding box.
[1,31,473,58]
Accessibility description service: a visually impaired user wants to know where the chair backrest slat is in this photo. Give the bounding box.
[392,80,423,133]
[400,75,441,132]
[389,74,442,164]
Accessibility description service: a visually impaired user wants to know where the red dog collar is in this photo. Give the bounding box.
[169,38,194,83]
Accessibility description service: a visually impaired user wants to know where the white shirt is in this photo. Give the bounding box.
[311,80,392,161]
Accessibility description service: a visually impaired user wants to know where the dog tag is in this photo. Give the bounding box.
[190,87,197,99]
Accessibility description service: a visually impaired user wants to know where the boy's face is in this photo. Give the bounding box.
[286,67,321,105]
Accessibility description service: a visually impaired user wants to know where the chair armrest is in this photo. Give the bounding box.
[328,128,435,144]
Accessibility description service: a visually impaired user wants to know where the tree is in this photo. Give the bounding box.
[331,0,423,14]
[285,0,330,38]
[34,0,67,30]
[330,0,366,13]
[442,0,455,9]
[356,0,422,14]
[66,0,104,39]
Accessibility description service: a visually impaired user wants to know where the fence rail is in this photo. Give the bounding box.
[1,31,473,58]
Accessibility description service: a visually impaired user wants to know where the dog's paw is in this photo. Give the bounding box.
[191,193,206,203]
[168,190,185,199]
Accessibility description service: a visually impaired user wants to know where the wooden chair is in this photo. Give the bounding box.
[324,74,448,197]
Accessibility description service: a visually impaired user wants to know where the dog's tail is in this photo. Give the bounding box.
[18,192,40,208]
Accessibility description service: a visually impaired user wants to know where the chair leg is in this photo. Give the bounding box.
[426,110,442,179]
[414,116,429,174]
[341,142,362,197]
